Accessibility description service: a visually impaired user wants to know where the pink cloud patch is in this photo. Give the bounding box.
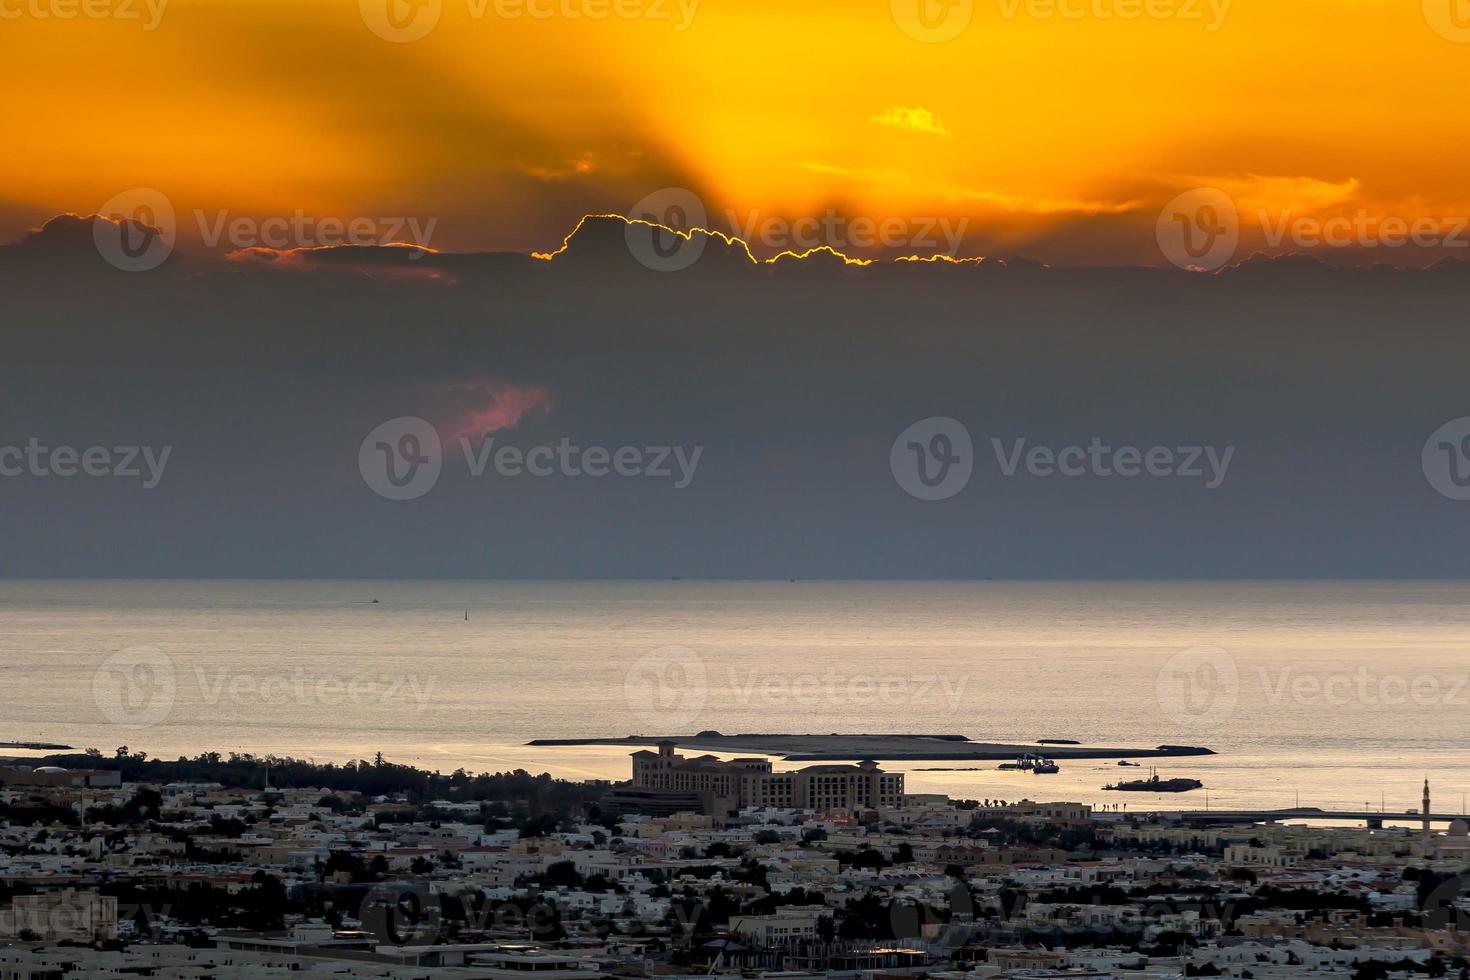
[223,244,453,282]
[444,381,552,440]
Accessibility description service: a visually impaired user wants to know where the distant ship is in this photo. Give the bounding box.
[999,753,1059,774]
[1105,767,1203,793]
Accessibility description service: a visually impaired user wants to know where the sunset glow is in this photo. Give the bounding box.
[5,0,1470,264]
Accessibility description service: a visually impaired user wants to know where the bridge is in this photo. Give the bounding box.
[1151,808,1470,829]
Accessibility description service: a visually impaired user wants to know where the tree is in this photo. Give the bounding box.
[544,860,583,888]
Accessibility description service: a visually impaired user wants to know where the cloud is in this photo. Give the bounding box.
[7,213,104,251]
[798,161,905,183]
[2,213,161,259]
[943,186,1142,215]
[223,243,441,265]
[767,245,874,267]
[442,381,553,441]
[220,243,453,282]
[797,161,1137,217]
[870,106,952,138]
[532,214,758,268]
[521,154,600,181]
[1169,173,1362,215]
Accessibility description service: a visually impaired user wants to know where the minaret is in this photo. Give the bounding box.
[263,761,281,804]
[1423,778,1434,859]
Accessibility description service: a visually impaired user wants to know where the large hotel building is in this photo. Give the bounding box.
[608,741,904,817]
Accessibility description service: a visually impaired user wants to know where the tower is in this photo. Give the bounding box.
[1423,778,1435,860]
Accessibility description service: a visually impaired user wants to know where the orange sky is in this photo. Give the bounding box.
[5,0,1470,264]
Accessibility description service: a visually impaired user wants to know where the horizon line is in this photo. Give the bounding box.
[16,210,1470,276]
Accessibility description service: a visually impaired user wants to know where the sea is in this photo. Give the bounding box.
[1,580,1467,819]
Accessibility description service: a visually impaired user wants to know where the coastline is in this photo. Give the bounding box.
[527,733,1215,761]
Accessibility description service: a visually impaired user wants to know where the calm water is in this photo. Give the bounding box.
[1,580,1467,816]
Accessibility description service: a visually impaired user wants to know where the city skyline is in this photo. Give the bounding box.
[5,0,1470,974]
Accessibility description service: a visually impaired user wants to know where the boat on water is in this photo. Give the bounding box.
[999,753,1059,774]
[1104,767,1203,793]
